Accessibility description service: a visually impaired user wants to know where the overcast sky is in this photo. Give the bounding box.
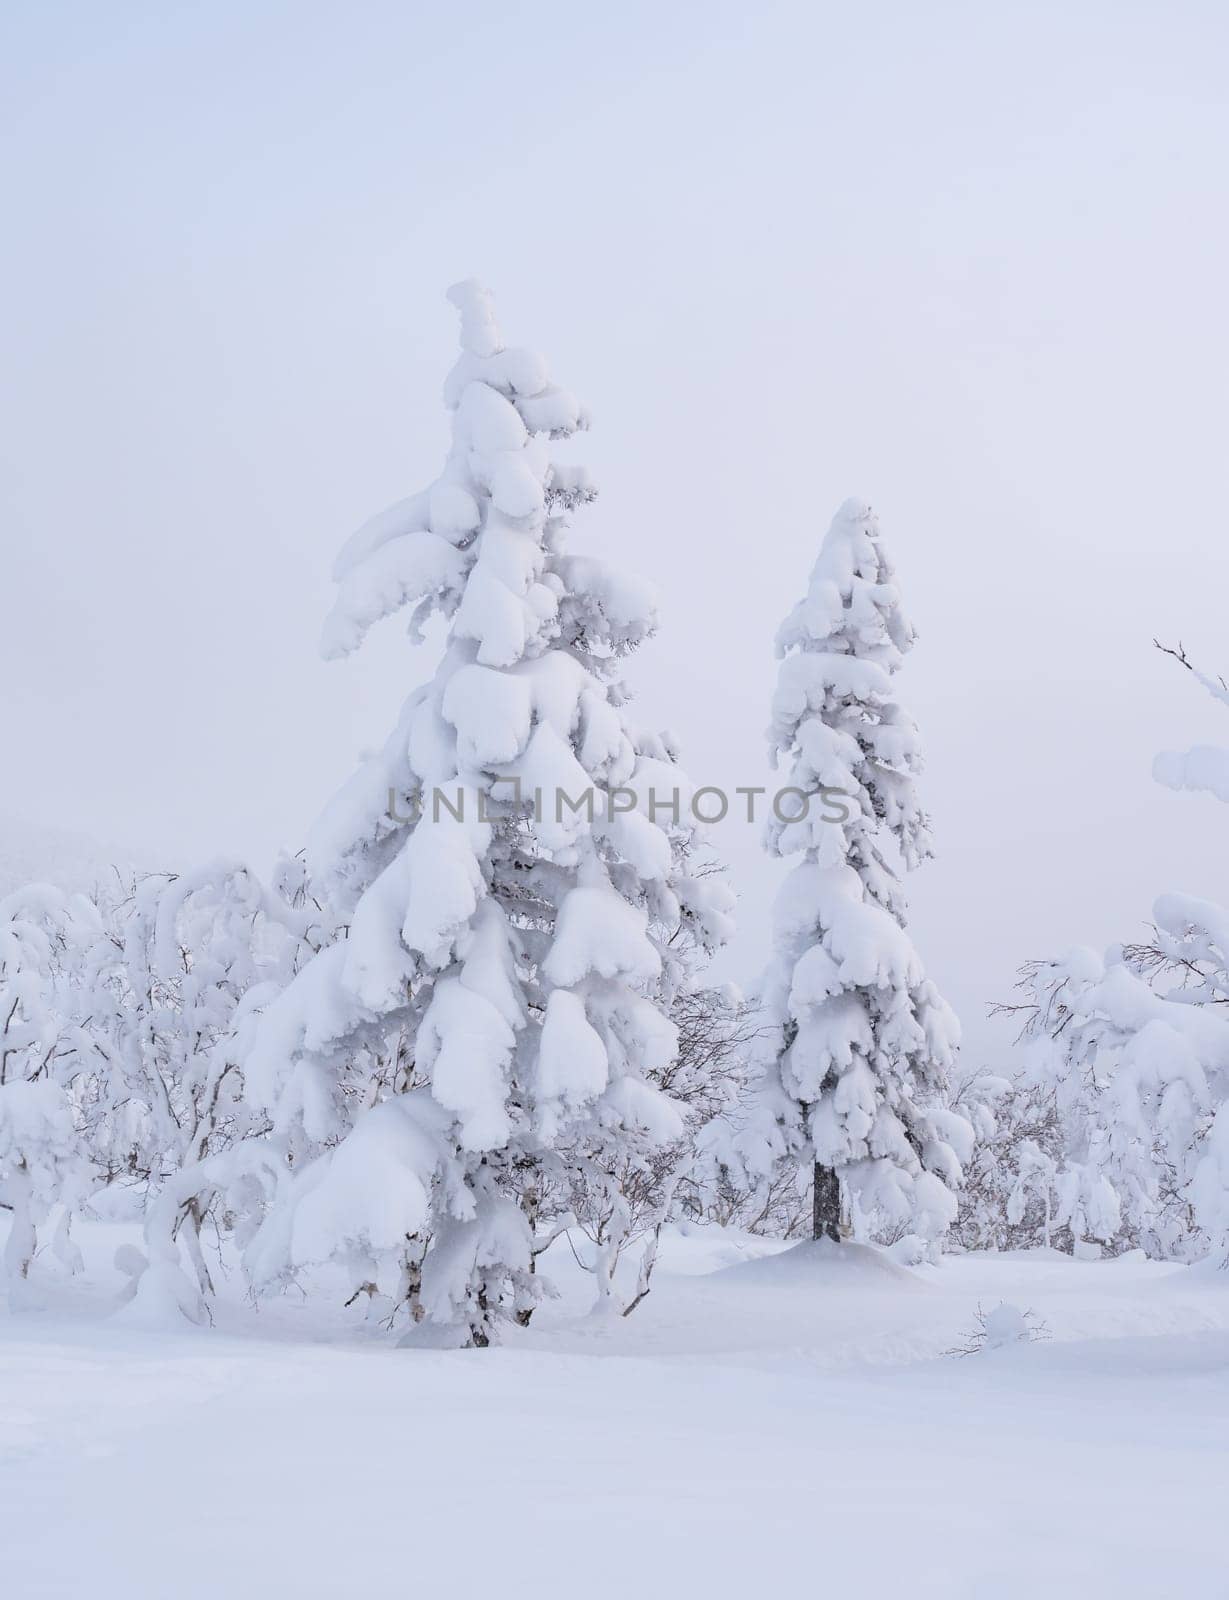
[3,0,1228,1062]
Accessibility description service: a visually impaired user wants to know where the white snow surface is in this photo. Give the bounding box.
[1,1218,1225,1599]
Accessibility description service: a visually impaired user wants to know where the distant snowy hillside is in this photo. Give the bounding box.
[0,814,150,898]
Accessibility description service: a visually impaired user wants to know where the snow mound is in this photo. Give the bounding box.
[396,1319,478,1351]
[709,1238,923,1289]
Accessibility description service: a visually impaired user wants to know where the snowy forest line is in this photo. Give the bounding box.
[3,282,1228,1346]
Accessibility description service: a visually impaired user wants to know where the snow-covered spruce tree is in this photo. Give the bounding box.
[241,283,731,1345]
[739,500,970,1253]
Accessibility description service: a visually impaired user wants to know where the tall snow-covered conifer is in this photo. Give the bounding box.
[243,283,730,1344]
[742,500,969,1249]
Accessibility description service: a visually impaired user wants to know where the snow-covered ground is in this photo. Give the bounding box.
[1,1223,1225,1598]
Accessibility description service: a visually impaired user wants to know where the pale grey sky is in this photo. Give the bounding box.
[3,0,1228,1061]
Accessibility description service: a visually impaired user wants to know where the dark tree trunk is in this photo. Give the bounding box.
[812,1162,841,1242]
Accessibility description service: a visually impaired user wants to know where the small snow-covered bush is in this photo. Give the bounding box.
[947,1301,1050,1357]
[951,1067,1120,1256]
[0,1079,82,1285]
[0,883,101,1284]
[979,640,1229,1268]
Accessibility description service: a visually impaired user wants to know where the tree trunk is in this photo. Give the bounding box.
[812,1161,841,1243]
[515,1178,540,1326]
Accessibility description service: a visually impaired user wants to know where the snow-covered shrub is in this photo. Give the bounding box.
[0,1079,82,1286]
[995,937,1224,1261]
[0,855,333,1309]
[698,1151,814,1239]
[951,1065,1121,1254]
[240,283,733,1343]
[80,862,313,1185]
[946,1301,1049,1357]
[986,640,1229,1266]
[67,861,318,1318]
[738,501,970,1253]
[0,884,101,1282]
[663,982,761,1224]
[560,977,757,1311]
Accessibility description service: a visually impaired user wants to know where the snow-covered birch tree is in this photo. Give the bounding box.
[242,282,731,1344]
[740,500,969,1252]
